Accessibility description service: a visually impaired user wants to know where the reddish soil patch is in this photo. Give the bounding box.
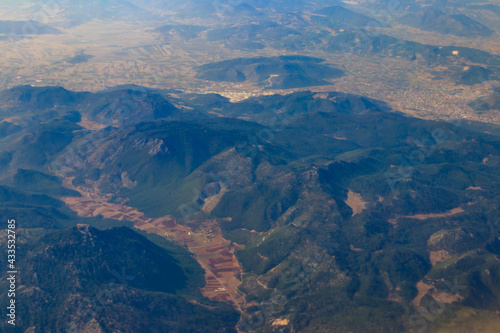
[403,207,465,220]
[61,186,246,311]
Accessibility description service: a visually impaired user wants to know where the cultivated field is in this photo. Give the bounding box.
[61,183,247,310]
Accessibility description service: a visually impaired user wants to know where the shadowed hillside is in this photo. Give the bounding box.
[0,225,240,332]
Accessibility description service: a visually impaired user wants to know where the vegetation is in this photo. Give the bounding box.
[195,56,344,89]
[1,84,500,332]
[0,226,239,332]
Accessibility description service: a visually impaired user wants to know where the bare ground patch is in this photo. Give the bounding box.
[430,250,453,266]
[77,117,108,131]
[345,189,367,216]
[413,281,433,307]
[402,207,465,220]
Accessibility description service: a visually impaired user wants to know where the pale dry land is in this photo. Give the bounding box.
[77,117,107,130]
[0,13,498,124]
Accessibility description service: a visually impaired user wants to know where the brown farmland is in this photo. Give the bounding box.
[61,186,246,311]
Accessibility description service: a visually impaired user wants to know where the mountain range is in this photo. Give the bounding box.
[0,0,499,331]
[399,8,494,37]
[0,225,239,332]
[1,84,500,331]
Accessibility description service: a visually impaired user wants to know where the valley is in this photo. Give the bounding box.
[1,2,499,124]
[1,0,500,332]
[59,178,247,311]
